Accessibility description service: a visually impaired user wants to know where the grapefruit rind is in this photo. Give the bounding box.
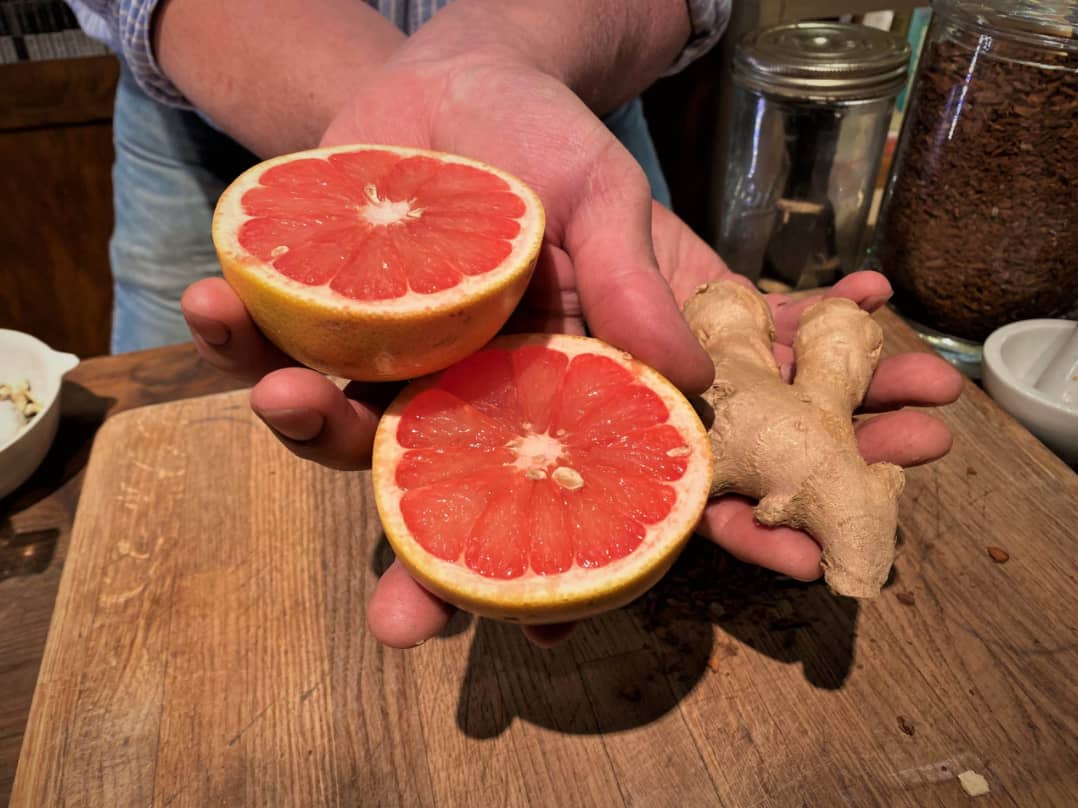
[212,144,545,382]
[372,334,713,624]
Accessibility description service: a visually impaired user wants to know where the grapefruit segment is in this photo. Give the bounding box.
[395,447,516,489]
[213,144,544,381]
[570,463,677,524]
[527,482,574,576]
[328,148,400,188]
[570,424,692,481]
[437,349,526,431]
[398,473,492,561]
[258,158,364,203]
[396,388,515,449]
[373,333,712,623]
[464,476,533,579]
[511,345,569,434]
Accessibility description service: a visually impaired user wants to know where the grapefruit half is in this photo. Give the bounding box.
[212,145,544,381]
[372,334,712,623]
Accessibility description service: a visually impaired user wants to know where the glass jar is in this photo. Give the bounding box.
[872,1,1078,374]
[716,22,910,288]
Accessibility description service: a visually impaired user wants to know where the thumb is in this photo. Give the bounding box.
[564,148,713,394]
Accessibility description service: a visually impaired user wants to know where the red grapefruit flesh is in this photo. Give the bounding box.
[372,334,712,623]
[212,145,544,381]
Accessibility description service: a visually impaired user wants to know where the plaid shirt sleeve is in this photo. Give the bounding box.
[112,0,189,106]
[65,0,190,106]
[66,0,449,107]
[668,0,731,75]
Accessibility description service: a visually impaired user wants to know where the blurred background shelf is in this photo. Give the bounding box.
[0,0,117,358]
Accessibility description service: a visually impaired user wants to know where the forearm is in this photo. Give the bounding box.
[153,0,404,157]
[393,0,692,115]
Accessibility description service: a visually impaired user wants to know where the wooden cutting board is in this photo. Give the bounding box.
[11,380,1078,807]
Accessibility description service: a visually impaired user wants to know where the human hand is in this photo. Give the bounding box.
[184,54,962,647]
[184,201,961,649]
[184,52,712,648]
[319,55,713,388]
[648,201,964,580]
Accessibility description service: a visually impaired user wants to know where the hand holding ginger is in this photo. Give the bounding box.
[684,281,907,597]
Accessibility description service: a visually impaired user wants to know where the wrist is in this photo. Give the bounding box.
[390,0,691,114]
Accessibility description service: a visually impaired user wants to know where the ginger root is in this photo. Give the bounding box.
[683,281,904,598]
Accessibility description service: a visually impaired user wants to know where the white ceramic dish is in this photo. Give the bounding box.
[0,330,80,499]
[982,319,1078,467]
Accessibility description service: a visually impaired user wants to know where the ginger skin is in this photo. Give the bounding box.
[683,281,905,598]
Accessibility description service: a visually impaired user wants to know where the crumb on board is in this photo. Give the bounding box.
[896,591,916,607]
[897,716,915,736]
[958,770,990,797]
[986,546,1010,563]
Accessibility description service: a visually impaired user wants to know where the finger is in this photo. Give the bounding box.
[648,200,752,305]
[181,278,293,382]
[823,271,893,312]
[766,291,823,347]
[249,367,384,470]
[862,353,964,412]
[507,243,586,335]
[855,410,953,467]
[697,496,823,581]
[523,622,577,647]
[367,560,456,648]
[767,272,895,346]
[566,144,713,394]
[773,344,795,382]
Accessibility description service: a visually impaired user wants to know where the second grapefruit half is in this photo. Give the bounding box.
[372,334,713,623]
[212,144,544,381]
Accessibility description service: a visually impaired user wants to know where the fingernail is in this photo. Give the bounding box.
[258,408,324,441]
[185,313,229,346]
[862,294,891,311]
[411,639,426,648]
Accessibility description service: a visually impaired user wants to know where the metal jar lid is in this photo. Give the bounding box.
[735,22,912,102]
[939,0,1078,53]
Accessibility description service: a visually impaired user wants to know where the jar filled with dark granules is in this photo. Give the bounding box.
[872,0,1078,372]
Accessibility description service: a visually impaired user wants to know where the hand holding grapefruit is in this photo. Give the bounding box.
[212,144,544,382]
[372,334,713,623]
[196,138,961,637]
[208,143,712,626]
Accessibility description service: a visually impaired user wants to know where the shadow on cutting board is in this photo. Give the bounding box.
[372,534,861,739]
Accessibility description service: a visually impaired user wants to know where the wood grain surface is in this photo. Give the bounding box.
[0,56,119,131]
[0,56,121,358]
[0,345,244,804]
[11,311,1078,807]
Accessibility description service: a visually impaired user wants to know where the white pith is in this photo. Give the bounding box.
[213,144,544,317]
[360,183,423,226]
[372,334,713,615]
[509,431,564,476]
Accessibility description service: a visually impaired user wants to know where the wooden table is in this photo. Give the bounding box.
[4,315,1077,807]
[0,345,243,804]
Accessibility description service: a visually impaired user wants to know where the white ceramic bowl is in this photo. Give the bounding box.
[0,330,80,500]
[982,319,1078,467]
